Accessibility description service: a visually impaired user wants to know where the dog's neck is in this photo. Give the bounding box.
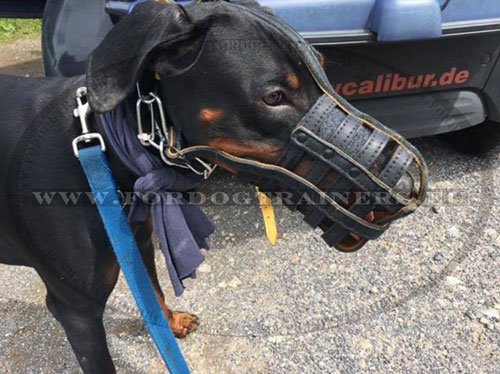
[95,96,141,194]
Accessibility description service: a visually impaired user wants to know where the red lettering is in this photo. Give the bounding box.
[375,75,384,93]
[391,73,407,91]
[455,70,470,84]
[358,80,375,95]
[383,73,392,92]
[439,67,457,86]
[408,75,424,89]
[342,82,357,96]
[333,68,470,97]
[423,74,436,88]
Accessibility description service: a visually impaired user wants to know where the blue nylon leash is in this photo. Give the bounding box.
[72,85,190,373]
[77,145,190,374]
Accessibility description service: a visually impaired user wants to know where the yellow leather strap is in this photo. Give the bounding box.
[255,187,278,246]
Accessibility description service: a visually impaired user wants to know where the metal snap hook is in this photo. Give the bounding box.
[72,87,106,157]
[136,91,168,149]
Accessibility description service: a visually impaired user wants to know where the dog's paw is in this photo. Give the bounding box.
[169,311,199,338]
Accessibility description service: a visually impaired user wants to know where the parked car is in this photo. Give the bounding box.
[1,0,499,154]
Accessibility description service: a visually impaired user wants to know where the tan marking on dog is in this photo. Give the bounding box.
[104,262,120,288]
[199,108,225,125]
[152,288,198,338]
[318,172,337,190]
[207,137,283,162]
[210,158,239,174]
[170,311,199,338]
[293,156,314,177]
[285,71,300,90]
[317,53,325,68]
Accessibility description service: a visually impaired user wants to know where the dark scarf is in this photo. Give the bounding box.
[101,105,213,296]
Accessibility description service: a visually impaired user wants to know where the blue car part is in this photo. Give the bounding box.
[369,0,442,41]
[258,0,443,41]
[258,0,500,37]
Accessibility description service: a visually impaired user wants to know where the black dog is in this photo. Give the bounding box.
[0,1,323,373]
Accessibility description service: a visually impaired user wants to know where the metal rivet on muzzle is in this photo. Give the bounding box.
[349,167,361,178]
[296,132,308,143]
[323,149,335,159]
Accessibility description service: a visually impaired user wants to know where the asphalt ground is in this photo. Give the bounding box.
[0,38,499,374]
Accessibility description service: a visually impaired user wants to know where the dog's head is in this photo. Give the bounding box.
[87,0,428,251]
[87,0,321,161]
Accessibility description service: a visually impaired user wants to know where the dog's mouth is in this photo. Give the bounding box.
[203,140,413,251]
[203,137,285,173]
[206,137,284,163]
[273,151,416,250]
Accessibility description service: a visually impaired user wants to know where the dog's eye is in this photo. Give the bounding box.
[263,91,284,106]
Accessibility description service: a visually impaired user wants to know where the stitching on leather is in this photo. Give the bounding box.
[341,117,362,149]
[358,132,387,167]
[380,147,412,186]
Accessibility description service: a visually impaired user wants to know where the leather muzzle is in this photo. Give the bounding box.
[178,91,427,251]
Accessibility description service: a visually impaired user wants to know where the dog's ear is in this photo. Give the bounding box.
[87,2,205,113]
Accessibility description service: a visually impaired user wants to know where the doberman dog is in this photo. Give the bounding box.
[0,1,325,373]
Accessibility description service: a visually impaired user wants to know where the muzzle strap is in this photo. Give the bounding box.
[321,145,416,248]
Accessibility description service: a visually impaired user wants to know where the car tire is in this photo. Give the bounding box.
[441,120,500,155]
[42,0,113,77]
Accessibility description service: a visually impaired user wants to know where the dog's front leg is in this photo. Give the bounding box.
[133,217,199,338]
